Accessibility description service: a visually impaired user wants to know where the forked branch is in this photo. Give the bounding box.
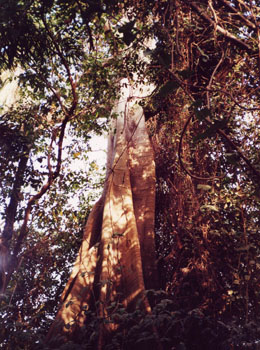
[190,1,252,51]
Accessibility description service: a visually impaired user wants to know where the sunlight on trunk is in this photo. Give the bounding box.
[46,77,158,344]
[0,68,22,111]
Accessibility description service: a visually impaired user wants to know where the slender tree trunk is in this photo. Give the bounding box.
[46,78,158,344]
[0,70,30,294]
[0,143,30,294]
[2,145,30,242]
[0,143,30,293]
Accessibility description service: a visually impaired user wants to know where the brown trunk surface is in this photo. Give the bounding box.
[46,78,158,344]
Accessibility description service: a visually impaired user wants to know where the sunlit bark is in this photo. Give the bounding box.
[46,78,158,344]
[0,68,22,110]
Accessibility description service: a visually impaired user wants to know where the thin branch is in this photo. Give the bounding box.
[76,0,94,51]
[2,3,83,296]
[234,0,252,13]
[47,129,56,176]
[219,0,256,29]
[248,0,260,69]
[161,67,260,112]
[5,114,70,293]
[169,70,260,181]
[206,49,225,109]
[13,117,69,255]
[32,64,68,116]
[54,115,70,178]
[166,71,223,180]
[178,114,221,181]
[210,123,260,180]
[41,14,78,115]
[205,87,260,112]
[208,0,218,37]
[71,98,96,121]
[190,1,252,51]
[4,15,81,289]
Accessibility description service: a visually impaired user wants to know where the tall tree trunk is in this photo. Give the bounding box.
[0,145,30,294]
[2,144,30,243]
[46,78,158,344]
[0,68,29,294]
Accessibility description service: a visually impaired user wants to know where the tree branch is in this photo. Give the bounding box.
[206,49,225,109]
[169,71,260,181]
[190,1,252,51]
[4,112,70,294]
[219,0,256,30]
[76,0,94,51]
[41,14,78,115]
[2,143,30,243]
[178,113,221,181]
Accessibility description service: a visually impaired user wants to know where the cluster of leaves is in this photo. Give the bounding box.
[31,291,260,350]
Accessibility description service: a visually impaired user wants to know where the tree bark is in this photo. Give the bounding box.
[2,144,30,243]
[46,78,158,344]
[0,145,29,294]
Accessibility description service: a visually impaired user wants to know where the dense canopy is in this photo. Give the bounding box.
[0,1,260,349]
